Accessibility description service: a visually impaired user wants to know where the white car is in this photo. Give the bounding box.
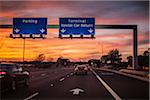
[74,65,89,75]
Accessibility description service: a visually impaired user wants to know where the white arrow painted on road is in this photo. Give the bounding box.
[88,28,93,33]
[60,28,66,33]
[14,28,20,33]
[69,88,84,95]
[40,29,45,33]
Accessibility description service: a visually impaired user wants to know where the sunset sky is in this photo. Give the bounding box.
[0,1,149,62]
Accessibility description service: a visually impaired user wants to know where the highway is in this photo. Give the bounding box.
[1,65,149,100]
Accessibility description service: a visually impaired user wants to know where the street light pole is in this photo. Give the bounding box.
[98,42,103,57]
[102,44,103,56]
[23,38,25,67]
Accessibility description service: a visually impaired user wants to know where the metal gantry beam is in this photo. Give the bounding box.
[0,24,137,29]
[0,24,138,70]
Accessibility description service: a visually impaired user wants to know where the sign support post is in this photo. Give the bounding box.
[23,38,25,67]
[133,26,139,70]
[10,18,47,66]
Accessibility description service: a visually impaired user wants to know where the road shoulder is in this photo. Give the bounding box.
[94,67,149,82]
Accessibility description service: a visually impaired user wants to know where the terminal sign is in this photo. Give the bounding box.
[59,18,95,35]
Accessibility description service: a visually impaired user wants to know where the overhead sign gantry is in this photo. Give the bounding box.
[0,23,139,70]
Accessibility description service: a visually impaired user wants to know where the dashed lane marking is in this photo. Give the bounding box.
[50,83,54,87]
[24,92,39,100]
[59,77,65,82]
[67,75,69,77]
[70,73,73,76]
[41,73,46,76]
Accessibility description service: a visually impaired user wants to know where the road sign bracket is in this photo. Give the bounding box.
[59,34,95,39]
[58,35,95,39]
[9,34,46,39]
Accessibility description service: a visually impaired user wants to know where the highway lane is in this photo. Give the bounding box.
[1,67,149,100]
[1,68,114,100]
[94,69,149,100]
[1,67,74,100]
[34,71,113,100]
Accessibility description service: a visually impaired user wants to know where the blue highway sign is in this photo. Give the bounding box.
[13,18,47,34]
[59,18,95,35]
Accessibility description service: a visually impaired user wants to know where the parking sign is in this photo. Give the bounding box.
[13,18,47,34]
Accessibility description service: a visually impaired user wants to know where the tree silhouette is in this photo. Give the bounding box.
[107,49,122,66]
[101,55,109,64]
[127,56,132,67]
[143,48,150,56]
[127,48,149,69]
[35,54,45,62]
[139,48,149,68]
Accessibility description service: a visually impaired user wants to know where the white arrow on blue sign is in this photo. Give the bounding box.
[14,28,20,33]
[60,28,66,33]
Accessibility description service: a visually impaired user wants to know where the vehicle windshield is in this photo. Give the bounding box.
[0,64,16,71]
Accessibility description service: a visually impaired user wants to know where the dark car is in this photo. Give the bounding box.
[0,63,30,92]
[74,65,89,75]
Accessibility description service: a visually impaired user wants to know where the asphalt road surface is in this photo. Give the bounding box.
[1,66,149,100]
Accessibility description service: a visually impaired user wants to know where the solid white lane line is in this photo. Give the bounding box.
[59,77,65,82]
[91,69,122,100]
[24,92,39,100]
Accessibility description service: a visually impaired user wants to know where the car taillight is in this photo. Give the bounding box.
[0,71,6,75]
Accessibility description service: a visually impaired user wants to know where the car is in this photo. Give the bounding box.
[74,65,89,75]
[0,63,30,92]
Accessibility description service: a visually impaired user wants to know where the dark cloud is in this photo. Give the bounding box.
[0,1,148,18]
[0,1,149,37]
[139,39,149,45]
[139,31,149,45]
[0,1,29,12]
[54,1,149,20]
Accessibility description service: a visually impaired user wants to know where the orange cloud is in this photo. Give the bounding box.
[0,27,149,62]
